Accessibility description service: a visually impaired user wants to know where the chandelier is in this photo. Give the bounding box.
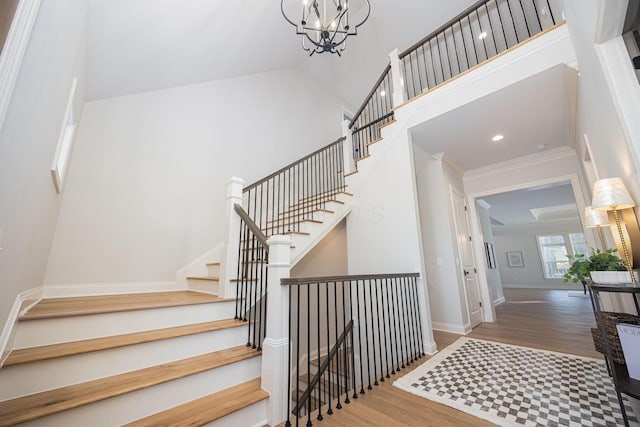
[281,0,370,56]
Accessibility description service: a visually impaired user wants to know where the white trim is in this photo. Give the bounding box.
[0,0,41,132]
[493,296,506,306]
[464,146,577,180]
[431,321,471,335]
[0,287,42,367]
[476,199,491,210]
[42,281,180,298]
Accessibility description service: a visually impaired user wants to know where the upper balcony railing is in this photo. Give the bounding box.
[347,0,562,159]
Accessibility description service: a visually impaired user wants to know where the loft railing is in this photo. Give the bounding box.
[346,0,561,165]
[399,0,561,100]
[242,137,347,236]
[234,204,268,350]
[282,273,424,426]
[348,64,394,161]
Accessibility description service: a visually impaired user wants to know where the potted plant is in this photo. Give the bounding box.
[563,248,633,285]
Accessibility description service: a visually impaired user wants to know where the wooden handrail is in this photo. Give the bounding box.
[243,137,345,192]
[398,0,489,59]
[282,272,420,286]
[348,64,391,129]
[293,320,354,414]
[233,204,269,250]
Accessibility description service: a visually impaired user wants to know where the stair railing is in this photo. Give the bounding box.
[282,273,424,427]
[242,137,347,237]
[399,0,561,100]
[233,204,269,350]
[346,0,562,165]
[348,64,394,161]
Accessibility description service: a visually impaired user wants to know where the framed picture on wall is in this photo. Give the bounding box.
[506,251,524,268]
[484,242,496,269]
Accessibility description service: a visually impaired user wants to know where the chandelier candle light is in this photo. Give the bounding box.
[591,177,637,283]
[281,0,370,56]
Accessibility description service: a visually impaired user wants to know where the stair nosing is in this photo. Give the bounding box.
[4,318,245,367]
[0,345,261,426]
[19,292,233,321]
[123,378,268,427]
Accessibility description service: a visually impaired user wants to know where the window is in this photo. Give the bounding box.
[51,78,78,193]
[537,233,588,279]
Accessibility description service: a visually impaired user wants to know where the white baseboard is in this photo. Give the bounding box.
[423,340,438,355]
[494,296,506,306]
[42,281,181,298]
[0,287,43,367]
[431,321,471,335]
[502,283,580,291]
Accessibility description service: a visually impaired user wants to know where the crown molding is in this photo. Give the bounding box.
[463,146,577,180]
[0,0,41,133]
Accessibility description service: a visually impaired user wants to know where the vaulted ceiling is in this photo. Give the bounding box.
[86,0,477,105]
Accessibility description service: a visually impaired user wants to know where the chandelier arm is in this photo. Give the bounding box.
[353,0,370,28]
[280,0,298,27]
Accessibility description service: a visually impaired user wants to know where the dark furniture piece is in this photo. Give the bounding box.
[588,284,640,427]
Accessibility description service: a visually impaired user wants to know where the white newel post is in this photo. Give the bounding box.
[220,176,245,298]
[389,48,406,108]
[342,119,356,174]
[262,235,293,426]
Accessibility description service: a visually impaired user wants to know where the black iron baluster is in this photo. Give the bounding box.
[409,276,422,359]
[354,280,365,394]
[485,3,499,55]
[413,277,425,356]
[505,0,520,43]
[306,284,311,426]
[494,0,510,49]
[326,282,333,415]
[362,279,372,390]
[404,277,417,362]
[368,279,379,386]
[391,277,403,371]
[347,280,358,400]
[518,0,532,37]
[296,286,301,426]
[381,278,391,379]
[545,0,556,25]
[316,282,323,421]
[530,0,542,33]
[400,277,411,365]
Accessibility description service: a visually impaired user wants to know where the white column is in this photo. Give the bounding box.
[261,235,293,426]
[219,176,245,298]
[389,48,406,108]
[342,120,356,174]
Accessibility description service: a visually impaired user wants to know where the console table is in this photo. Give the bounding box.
[588,284,640,427]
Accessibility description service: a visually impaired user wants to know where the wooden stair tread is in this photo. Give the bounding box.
[4,318,244,367]
[355,154,371,162]
[261,219,322,231]
[344,170,359,177]
[20,291,229,320]
[0,345,260,426]
[278,207,335,217]
[288,198,345,210]
[124,378,268,427]
[366,137,384,147]
[186,276,219,281]
[379,118,396,129]
[205,262,221,266]
[297,189,351,204]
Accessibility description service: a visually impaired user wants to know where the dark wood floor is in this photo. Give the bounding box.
[296,288,600,426]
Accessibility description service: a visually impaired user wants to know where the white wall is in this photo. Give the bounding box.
[492,219,584,289]
[44,67,344,290]
[563,0,640,215]
[413,149,468,333]
[0,0,87,327]
[291,219,348,278]
[475,201,504,304]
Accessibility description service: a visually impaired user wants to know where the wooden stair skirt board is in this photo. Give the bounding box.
[19,291,229,320]
[4,318,245,366]
[0,346,260,426]
[124,378,268,427]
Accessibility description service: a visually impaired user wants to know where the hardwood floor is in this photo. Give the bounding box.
[295,288,600,426]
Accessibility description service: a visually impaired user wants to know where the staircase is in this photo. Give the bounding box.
[0,0,567,424]
[0,292,266,426]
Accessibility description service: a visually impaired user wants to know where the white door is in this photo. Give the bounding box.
[451,189,483,328]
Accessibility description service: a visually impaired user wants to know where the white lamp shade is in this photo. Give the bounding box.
[584,206,610,227]
[591,177,635,211]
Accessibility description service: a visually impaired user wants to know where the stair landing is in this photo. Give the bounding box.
[20,291,229,320]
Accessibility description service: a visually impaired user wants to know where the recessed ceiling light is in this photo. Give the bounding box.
[492,134,504,142]
[380,90,386,97]
[478,32,488,40]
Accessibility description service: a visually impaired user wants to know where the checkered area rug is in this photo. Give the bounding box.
[394,338,637,427]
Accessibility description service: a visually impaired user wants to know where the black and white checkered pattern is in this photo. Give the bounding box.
[402,339,636,427]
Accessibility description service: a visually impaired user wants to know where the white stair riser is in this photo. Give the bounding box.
[205,398,267,427]
[17,357,262,427]
[207,264,221,276]
[187,278,219,295]
[14,301,236,348]
[0,327,248,401]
